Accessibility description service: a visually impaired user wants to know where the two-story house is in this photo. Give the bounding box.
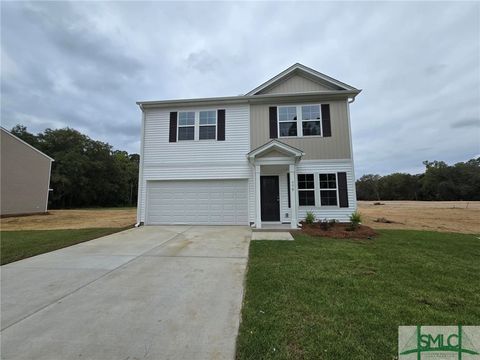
[136,63,361,229]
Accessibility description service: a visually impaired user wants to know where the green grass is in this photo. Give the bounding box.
[0,227,128,265]
[236,230,480,359]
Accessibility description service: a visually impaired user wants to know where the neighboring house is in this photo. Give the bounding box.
[0,127,54,216]
[136,63,361,228]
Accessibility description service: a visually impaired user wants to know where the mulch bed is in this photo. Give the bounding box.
[299,222,377,239]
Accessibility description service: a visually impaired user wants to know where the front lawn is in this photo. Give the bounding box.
[0,227,128,265]
[236,230,480,359]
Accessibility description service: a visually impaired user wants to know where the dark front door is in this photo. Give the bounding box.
[261,176,280,221]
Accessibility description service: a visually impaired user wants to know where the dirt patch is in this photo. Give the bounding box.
[300,222,377,239]
[358,201,480,234]
[0,208,136,230]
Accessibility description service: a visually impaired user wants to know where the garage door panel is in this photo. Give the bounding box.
[146,179,248,225]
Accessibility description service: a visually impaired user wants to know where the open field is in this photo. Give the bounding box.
[236,230,480,359]
[358,201,480,234]
[0,208,136,231]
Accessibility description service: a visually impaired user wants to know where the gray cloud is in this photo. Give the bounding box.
[451,118,480,129]
[1,1,479,176]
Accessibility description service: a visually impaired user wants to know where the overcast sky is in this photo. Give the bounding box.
[1,1,479,176]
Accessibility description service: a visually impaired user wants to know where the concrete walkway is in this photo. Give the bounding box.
[1,226,251,360]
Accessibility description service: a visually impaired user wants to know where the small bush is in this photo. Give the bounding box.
[305,211,316,224]
[319,218,337,230]
[347,211,362,231]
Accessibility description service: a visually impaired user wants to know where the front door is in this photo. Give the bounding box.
[260,176,280,221]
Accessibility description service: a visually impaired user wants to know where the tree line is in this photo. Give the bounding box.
[356,158,480,201]
[10,125,139,208]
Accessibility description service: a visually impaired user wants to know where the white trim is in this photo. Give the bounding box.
[289,164,297,228]
[245,63,358,96]
[198,110,217,141]
[136,109,146,224]
[277,104,323,138]
[254,158,296,166]
[0,127,54,162]
[45,160,52,213]
[247,139,304,160]
[318,173,339,207]
[177,111,196,141]
[301,159,353,164]
[255,165,261,228]
[345,99,358,210]
[297,173,315,206]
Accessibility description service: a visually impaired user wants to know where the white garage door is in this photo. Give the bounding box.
[146,179,248,225]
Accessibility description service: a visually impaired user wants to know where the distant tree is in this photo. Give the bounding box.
[10,124,39,148]
[356,158,479,201]
[356,174,381,200]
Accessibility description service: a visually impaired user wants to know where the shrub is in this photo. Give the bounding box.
[347,211,362,231]
[319,218,337,230]
[305,211,316,224]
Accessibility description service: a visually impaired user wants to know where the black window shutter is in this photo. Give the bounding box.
[169,112,177,142]
[269,106,278,139]
[217,109,226,141]
[321,104,332,137]
[287,173,291,208]
[337,172,349,208]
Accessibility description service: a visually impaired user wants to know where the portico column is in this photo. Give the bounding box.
[289,164,297,229]
[255,164,262,229]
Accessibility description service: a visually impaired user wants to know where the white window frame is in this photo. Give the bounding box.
[297,173,315,207]
[319,172,339,207]
[198,110,217,141]
[277,104,323,138]
[177,111,196,141]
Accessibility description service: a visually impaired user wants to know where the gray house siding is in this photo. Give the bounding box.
[0,129,53,216]
[250,100,352,160]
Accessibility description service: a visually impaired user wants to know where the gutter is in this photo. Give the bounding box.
[137,90,362,109]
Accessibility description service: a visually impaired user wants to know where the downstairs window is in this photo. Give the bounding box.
[320,173,338,206]
[298,174,315,206]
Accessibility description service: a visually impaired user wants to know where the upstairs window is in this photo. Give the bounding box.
[277,104,323,138]
[319,173,338,206]
[178,112,195,140]
[301,105,321,136]
[278,106,298,136]
[298,174,315,206]
[199,110,217,140]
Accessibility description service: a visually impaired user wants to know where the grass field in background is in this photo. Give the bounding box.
[236,230,480,359]
[1,227,128,265]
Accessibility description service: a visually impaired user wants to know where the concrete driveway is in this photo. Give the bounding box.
[1,226,251,360]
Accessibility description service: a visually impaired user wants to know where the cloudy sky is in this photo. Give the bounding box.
[1,1,479,176]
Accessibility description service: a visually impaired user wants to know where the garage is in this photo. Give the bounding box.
[146,179,249,225]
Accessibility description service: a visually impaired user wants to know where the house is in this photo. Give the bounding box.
[0,127,54,216]
[136,63,360,228]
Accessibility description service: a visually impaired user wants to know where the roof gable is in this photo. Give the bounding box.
[246,63,357,96]
[247,139,304,161]
[0,127,54,162]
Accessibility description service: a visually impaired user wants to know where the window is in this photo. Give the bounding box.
[301,105,321,136]
[278,106,298,137]
[199,110,217,140]
[278,104,323,137]
[298,174,315,206]
[320,173,338,206]
[178,112,195,140]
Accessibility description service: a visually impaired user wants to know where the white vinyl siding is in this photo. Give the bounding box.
[295,160,356,222]
[146,180,248,225]
[138,104,250,223]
